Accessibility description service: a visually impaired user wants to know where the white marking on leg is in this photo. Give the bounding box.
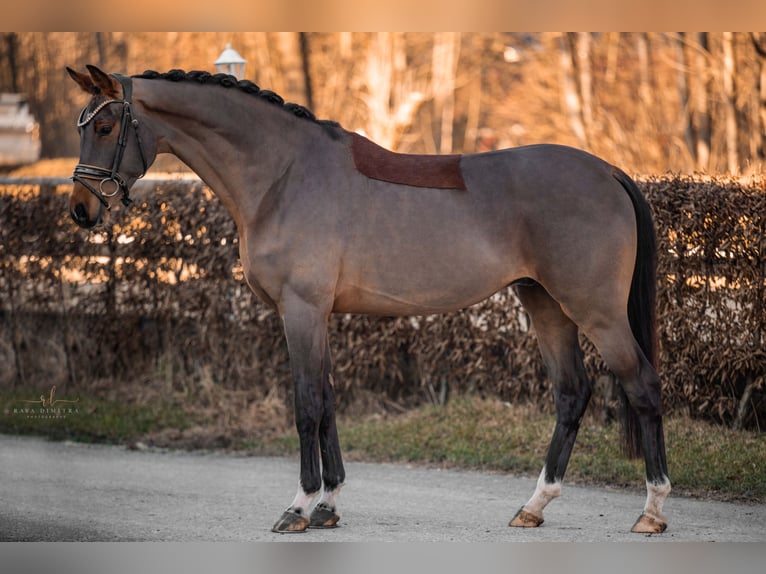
[643,475,671,522]
[289,485,320,516]
[523,466,561,517]
[317,483,344,511]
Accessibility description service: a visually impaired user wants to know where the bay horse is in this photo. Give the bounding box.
[66,65,670,534]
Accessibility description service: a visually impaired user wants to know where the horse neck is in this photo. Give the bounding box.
[133,78,324,227]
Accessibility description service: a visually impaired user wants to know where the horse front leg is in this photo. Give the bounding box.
[308,341,345,528]
[271,293,332,533]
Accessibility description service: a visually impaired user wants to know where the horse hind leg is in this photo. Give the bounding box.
[509,282,593,528]
[582,318,670,533]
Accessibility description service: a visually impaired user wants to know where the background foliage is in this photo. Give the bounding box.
[1,176,763,431]
[3,32,766,175]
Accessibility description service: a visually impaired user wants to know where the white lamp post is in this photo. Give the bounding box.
[214,43,247,80]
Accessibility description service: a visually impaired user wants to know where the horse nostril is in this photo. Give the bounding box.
[71,203,91,226]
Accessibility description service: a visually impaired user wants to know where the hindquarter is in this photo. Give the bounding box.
[460,145,639,318]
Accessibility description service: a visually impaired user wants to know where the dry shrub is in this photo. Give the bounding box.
[643,175,766,428]
[1,176,763,430]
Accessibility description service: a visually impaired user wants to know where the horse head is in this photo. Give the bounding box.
[66,65,156,228]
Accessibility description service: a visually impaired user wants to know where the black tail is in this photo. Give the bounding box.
[612,167,658,459]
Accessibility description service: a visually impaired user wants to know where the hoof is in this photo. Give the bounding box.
[272,510,310,533]
[309,502,340,529]
[631,513,667,534]
[509,507,544,528]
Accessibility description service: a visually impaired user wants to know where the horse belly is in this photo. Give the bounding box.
[333,244,519,316]
[333,281,506,316]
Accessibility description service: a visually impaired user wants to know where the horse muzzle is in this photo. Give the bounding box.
[70,179,105,228]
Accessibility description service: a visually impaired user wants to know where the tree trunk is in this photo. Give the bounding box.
[275,32,310,107]
[299,33,314,111]
[338,32,352,60]
[750,33,766,163]
[362,33,427,150]
[676,32,696,167]
[555,33,587,147]
[431,32,460,154]
[692,33,712,171]
[3,33,19,92]
[760,61,766,164]
[575,32,593,132]
[605,32,620,86]
[252,33,277,91]
[364,33,395,147]
[94,32,106,68]
[636,33,653,108]
[722,32,738,174]
[462,51,482,154]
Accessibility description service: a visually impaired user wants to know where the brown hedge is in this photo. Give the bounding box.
[0,175,763,429]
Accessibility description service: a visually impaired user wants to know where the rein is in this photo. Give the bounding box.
[72,74,148,209]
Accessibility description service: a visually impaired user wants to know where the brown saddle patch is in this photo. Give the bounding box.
[349,132,466,190]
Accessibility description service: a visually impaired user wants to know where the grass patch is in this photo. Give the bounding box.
[336,397,766,501]
[0,391,195,444]
[665,416,765,499]
[339,399,549,474]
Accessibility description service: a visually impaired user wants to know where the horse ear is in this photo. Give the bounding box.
[67,66,97,94]
[85,64,122,99]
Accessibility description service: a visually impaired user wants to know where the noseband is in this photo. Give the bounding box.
[72,74,148,209]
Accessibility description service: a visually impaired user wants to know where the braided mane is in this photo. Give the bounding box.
[134,69,342,135]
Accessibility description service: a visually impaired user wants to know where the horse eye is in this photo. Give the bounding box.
[97,125,113,136]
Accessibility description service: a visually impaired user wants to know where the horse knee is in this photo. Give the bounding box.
[295,415,319,442]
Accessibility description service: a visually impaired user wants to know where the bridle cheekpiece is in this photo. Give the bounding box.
[72,74,148,209]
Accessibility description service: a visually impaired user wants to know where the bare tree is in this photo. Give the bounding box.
[575,32,593,132]
[361,33,428,150]
[722,32,739,174]
[636,33,654,109]
[94,32,106,68]
[675,32,695,168]
[275,32,311,107]
[554,33,587,147]
[250,33,277,91]
[309,33,356,127]
[604,32,620,86]
[1,33,20,92]
[461,34,484,154]
[689,33,713,172]
[7,31,766,174]
[750,33,766,165]
[431,32,461,153]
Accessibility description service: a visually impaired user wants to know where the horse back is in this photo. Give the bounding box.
[349,131,466,190]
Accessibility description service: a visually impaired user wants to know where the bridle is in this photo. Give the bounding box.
[72,74,148,209]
